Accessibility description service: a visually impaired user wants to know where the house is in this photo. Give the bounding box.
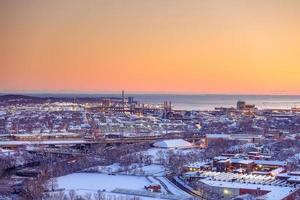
[144,184,161,193]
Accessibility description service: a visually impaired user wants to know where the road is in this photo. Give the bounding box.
[168,176,204,199]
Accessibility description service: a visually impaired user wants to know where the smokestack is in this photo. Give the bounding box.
[122,90,125,104]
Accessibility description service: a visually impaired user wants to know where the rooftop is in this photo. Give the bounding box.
[153,139,193,149]
[201,179,297,200]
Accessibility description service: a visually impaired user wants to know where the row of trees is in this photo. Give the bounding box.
[0,155,14,176]
[44,190,142,200]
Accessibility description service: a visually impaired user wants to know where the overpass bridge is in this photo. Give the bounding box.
[0,134,205,148]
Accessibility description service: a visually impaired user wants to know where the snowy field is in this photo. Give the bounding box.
[57,173,150,192]
[56,173,191,199]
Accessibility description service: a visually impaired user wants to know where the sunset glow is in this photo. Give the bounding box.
[1,0,300,94]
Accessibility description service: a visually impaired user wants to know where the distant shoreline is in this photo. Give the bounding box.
[1,93,300,111]
[1,93,300,97]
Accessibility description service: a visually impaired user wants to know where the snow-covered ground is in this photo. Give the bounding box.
[0,148,15,156]
[133,165,166,176]
[86,163,166,176]
[56,173,191,199]
[57,173,149,192]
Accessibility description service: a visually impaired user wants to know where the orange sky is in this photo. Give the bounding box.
[1,0,300,94]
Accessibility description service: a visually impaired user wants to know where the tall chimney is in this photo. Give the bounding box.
[122,90,125,104]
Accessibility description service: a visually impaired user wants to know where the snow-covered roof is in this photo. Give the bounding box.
[153,139,193,149]
[231,159,254,165]
[206,134,231,139]
[11,132,79,137]
[214,156,230,160]
[252,171,269,175]
[287,176,300,183]
[200,179,296,200]
[254,160,287,167]
[186,161,210,169]
[0,140,89,146]
[218,159,231,163]
[270,167,285,176]
[289,171,300,176]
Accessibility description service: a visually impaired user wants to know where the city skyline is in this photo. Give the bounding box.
[1,0,300,94]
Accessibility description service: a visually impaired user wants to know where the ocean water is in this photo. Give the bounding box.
[132,94,300,110]
[24,93,300,111]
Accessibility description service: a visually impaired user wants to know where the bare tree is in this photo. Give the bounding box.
[68,190,77,200]
[44,191,67,200]
[47,178,58,191]
[155,150,166,165]
[84,193,92,200]
[22,179,46,200]
[94,190,106,200]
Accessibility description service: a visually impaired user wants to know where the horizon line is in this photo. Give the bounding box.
[0,91,300,96]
